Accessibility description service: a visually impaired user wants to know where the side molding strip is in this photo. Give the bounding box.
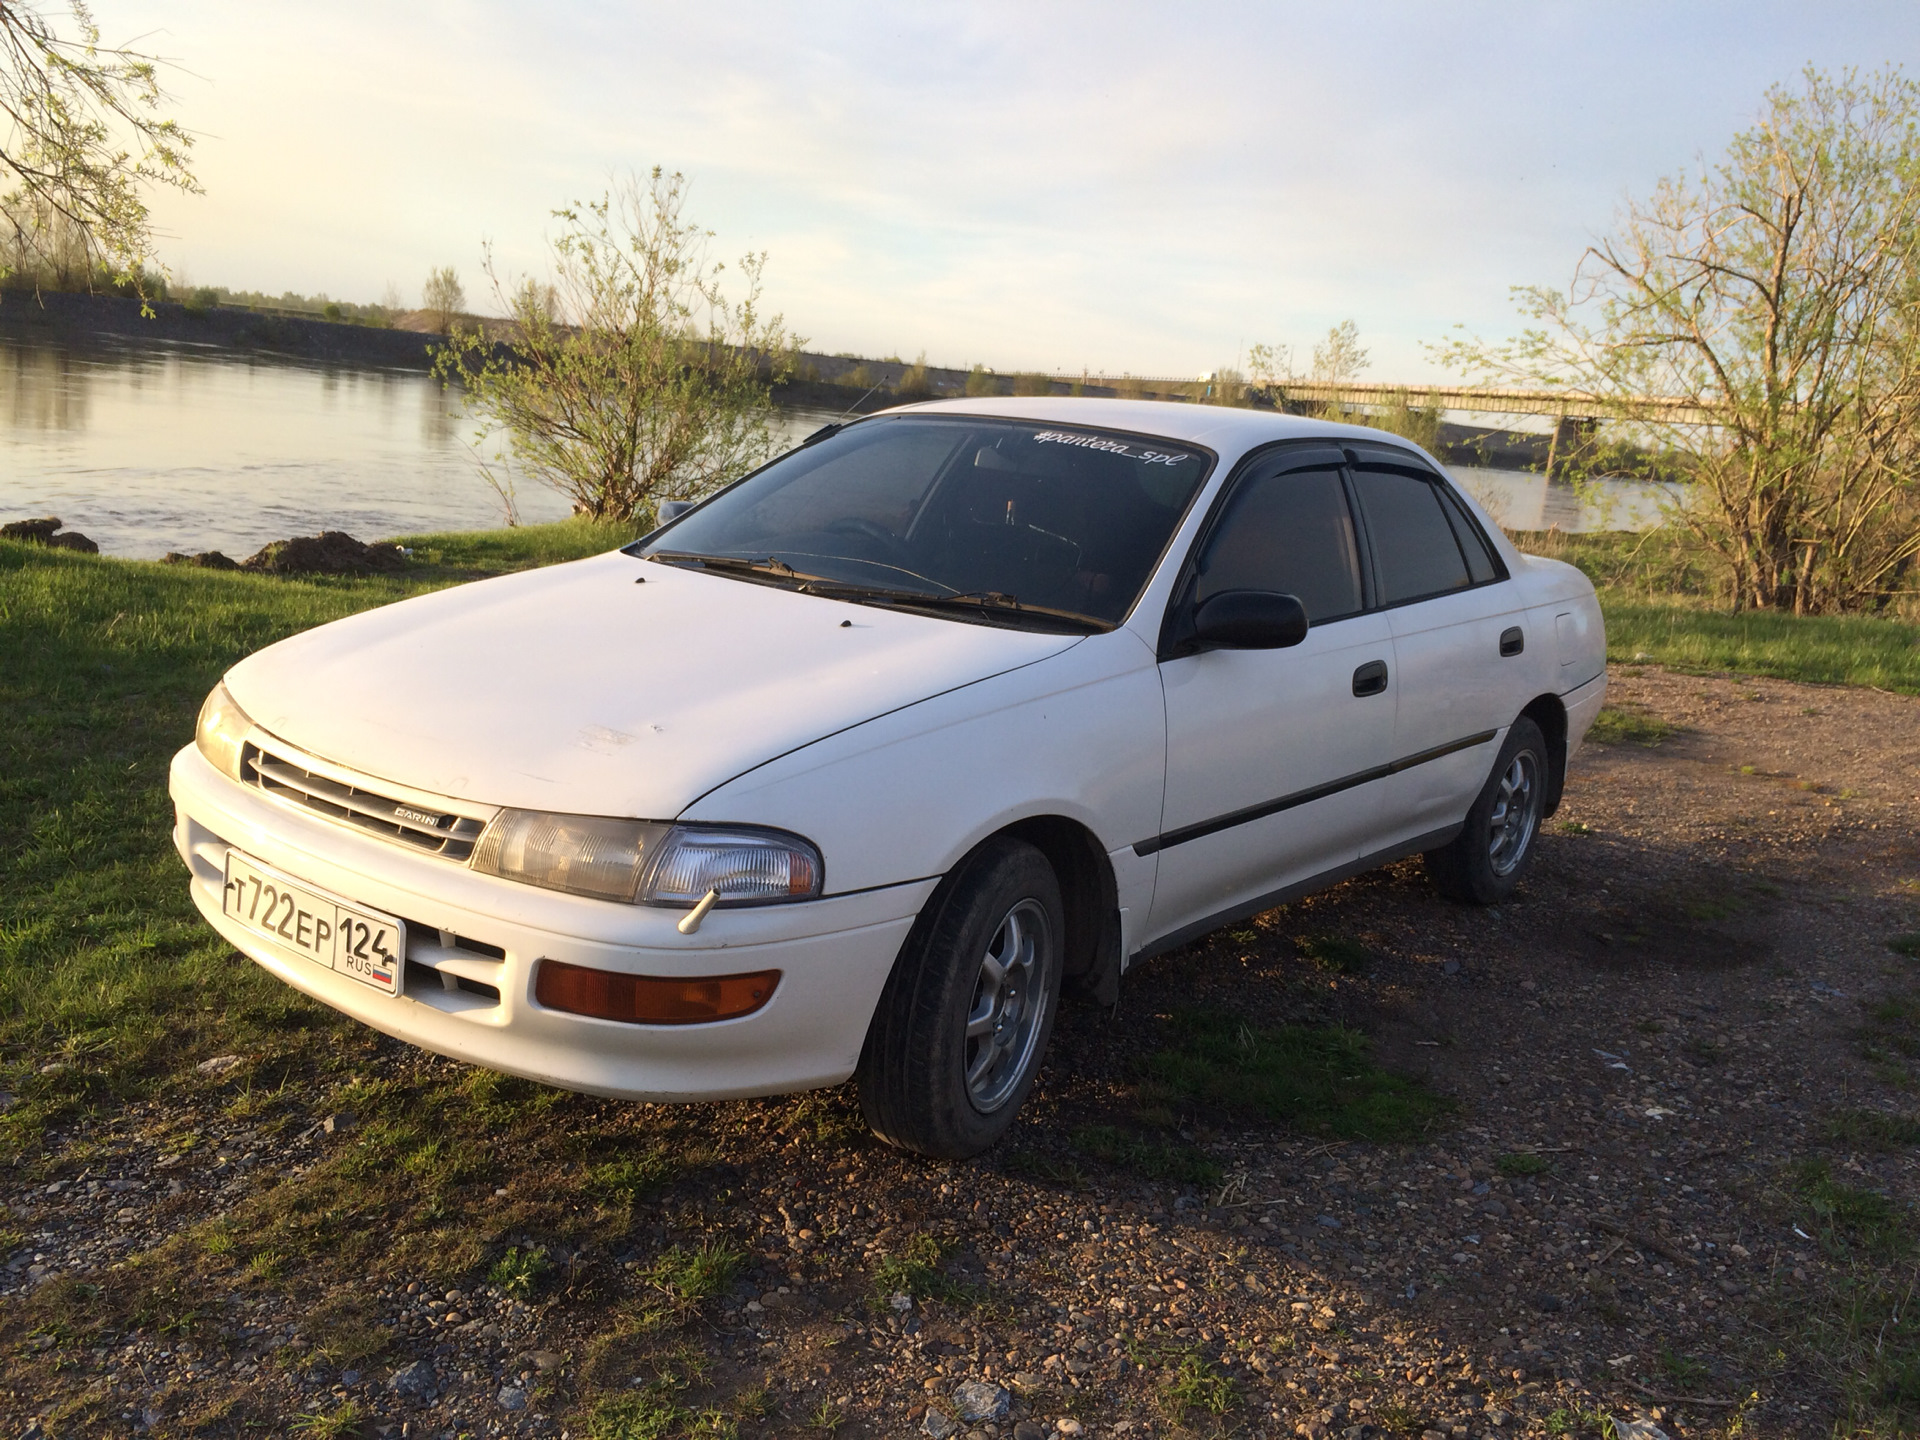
[1132,730,1497,857]
[1128,823,1464,965]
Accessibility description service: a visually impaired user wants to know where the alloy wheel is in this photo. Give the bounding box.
[1486,749,1540,877]
[963,897,1053,1113]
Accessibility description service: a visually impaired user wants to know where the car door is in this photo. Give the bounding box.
[1345,447,1528,849]
[1144,446,1397,946]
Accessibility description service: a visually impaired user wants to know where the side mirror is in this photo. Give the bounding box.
[657,499,694,524]
[1190,590,1309,650]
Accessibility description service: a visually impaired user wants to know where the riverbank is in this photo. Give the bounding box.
[0,289,1554,462]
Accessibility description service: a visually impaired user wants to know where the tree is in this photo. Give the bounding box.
[1245,342,1294,389]
[1433,67,1920,614]
[434,169,797,524]
[0,1,197,294]
[1312,320,1370,382]
[420,265,463,333]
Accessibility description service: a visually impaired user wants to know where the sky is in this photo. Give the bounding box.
[87,1,1920,381]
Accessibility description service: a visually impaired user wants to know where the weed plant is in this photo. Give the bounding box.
[1143,1010,1447,1141]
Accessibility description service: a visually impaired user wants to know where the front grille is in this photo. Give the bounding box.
[242,743,489,861]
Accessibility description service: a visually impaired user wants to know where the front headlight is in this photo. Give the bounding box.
[195,681,253,782]
[470,812,822,907]
[645,826,822,904]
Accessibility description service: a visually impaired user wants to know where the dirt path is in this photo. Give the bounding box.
[4,664,1918,1440]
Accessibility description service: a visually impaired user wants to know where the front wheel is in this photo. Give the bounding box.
[857,838,1064,1158]
[1424,717,1548,905]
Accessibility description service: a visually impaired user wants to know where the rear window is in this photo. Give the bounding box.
[1350,468,1473,605]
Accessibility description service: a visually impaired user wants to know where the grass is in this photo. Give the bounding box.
[1069,1125,1221,1186]
[488,1245,550,1298]
[1512,530,1920,693]
[589,1151,680,1205]
[1154,1347,1238,1419]
[1781,1159,1920,1431]
[644,1240,745,1309]
[0,519,636,1148]
[1372,1400,1430,1434]
[1657,1346,1709,1391]
[0,521,805,1424]
[1496,1151,1550,1176]
[1294,933,1373,973]
[582,1350,761,1440]
[1890,935,1920,960]
[1855,993,1920,1087]
[1826,1109,1920,1151]
[1585,706,1677,747]
[1601,600,1920,693]
[1142,1010,1448,1141]
[869,1231,984,1308]
[287,1400,367,1437]
[1543,1402,1614,1436]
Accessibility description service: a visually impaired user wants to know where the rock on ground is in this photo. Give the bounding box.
[241,530,407,576]
[2,516,98,553]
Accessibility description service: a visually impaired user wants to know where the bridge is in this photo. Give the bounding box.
[1260,379,1723,428]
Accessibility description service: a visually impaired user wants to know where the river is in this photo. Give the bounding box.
[0,332,1669,560]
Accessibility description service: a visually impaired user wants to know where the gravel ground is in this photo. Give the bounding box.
[3,662,1918,1440]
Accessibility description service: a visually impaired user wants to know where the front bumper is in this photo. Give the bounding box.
[169,744,931,1102]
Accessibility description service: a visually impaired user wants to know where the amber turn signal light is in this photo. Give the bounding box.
[534,959,780,1025]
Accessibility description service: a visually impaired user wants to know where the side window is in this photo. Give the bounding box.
[1435,484,1502,584]
[1350,468,1472,605]
[1193,466,1363,624]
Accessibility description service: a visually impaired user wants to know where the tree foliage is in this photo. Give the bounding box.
[420,265,463,334]
[1434,66,1920,614]
[0,1,197,295]
[435,170,797,525]
[1311,319,1370,383]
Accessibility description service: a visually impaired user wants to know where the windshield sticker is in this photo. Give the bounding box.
[1030,430,1193,466]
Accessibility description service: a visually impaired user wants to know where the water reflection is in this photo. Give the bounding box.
[1,332,1662,561]
[1449,464,1675,534]
[0,334,846,560]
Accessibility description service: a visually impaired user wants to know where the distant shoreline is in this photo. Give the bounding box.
[0,289,1553,467]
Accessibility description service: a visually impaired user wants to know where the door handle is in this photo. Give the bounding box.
[1352,659,1389,697]
[1500,626,1525,657]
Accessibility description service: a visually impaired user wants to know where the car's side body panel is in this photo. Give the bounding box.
[679,625,1169,961]
[1376,581,1531,846]
[1146,609,1397,940]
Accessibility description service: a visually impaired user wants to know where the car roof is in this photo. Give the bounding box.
[878,395,1430,462]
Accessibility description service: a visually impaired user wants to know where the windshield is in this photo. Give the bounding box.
[633,415,1212,628]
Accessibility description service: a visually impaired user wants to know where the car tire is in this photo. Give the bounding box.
[1424,716,1549,905]
[857,838,1064,1159]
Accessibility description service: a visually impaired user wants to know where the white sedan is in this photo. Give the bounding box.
[171,398,1605,1157]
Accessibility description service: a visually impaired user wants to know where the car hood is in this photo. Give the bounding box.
[226,550,1081,818]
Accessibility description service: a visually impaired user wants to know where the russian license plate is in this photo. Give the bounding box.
[221,851,405,996]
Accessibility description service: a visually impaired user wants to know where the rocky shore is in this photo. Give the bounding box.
[3,518,408,576]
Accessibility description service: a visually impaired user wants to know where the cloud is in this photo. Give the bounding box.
[114,0,1920,378]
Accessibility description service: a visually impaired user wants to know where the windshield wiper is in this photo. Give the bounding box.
[809,583,1108,632]
[649,551,809,580]
[649,553,1106,632]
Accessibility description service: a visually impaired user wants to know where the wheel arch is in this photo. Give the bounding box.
[996,815,1122,1006]
[1521,692,1569,817]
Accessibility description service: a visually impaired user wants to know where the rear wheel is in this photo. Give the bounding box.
[1424,717,1548,905]
[857,838,1063,1158]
